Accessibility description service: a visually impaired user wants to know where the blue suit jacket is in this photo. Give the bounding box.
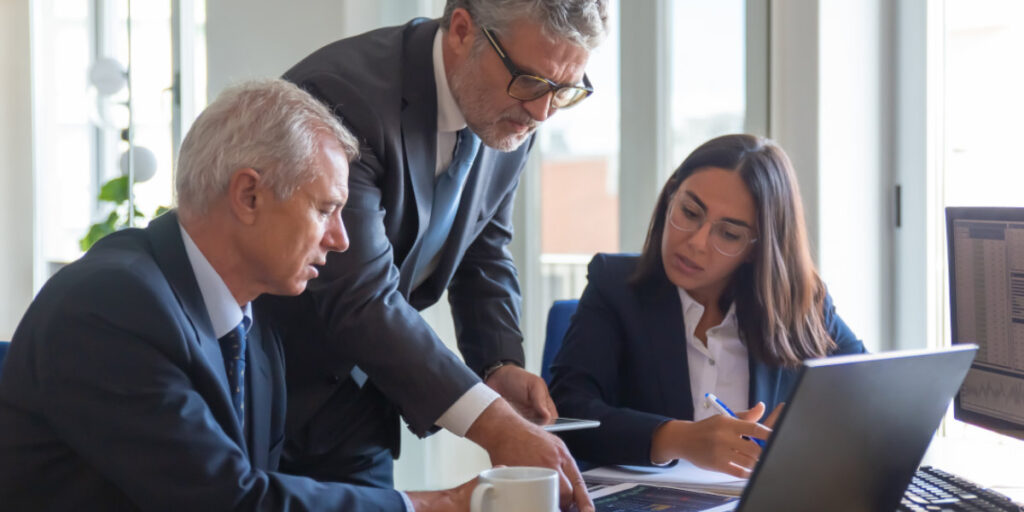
[549,253,866,467]
[0,212,404,510]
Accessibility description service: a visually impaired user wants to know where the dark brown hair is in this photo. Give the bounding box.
[632,134,834,367]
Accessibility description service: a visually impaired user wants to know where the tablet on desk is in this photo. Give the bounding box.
[537,417,600,432]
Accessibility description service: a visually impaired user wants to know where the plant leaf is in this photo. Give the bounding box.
[79,213,119,251]
[98,176,130,203]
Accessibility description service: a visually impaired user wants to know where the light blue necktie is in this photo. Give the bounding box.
[218,321,247,427]
[409,127,481,286]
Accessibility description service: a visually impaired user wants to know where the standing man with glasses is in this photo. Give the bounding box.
[265,0,607,509]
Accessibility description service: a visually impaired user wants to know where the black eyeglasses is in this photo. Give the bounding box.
[481,27,593,109]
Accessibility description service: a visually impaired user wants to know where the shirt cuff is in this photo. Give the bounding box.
[435,382,500,437]
[399,490,415,512]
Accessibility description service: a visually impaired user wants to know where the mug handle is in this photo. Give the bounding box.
[470,482,494,512]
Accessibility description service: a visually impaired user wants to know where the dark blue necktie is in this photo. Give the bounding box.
[218,322,247,426]
[409,127,481,287]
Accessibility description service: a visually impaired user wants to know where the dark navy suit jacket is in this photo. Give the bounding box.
[549,253,866,467]
[267,17,534,481]
[0,212,404,511]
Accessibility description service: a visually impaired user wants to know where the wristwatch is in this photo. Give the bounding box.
[482,360,520,382]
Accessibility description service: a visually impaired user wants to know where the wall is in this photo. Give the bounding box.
[817,0,893,351]
[0,0,35,340]
[205,0,346,97]
[205,0,439,98]
[770,0,894,352]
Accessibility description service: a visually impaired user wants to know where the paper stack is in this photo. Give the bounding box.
[584,460,748,497]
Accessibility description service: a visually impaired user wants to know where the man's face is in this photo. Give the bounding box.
[249,136,350,296]
[449,17,591,152]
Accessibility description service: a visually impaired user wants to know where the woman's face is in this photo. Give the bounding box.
[660,167,758,306]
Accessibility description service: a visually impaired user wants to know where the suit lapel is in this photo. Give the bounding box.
[642,277,695,420]
[748,348,781,408]
[399,19,441,282]
[145,211,247,452]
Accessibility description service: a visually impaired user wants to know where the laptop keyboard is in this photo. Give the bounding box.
[898,466,1022,512]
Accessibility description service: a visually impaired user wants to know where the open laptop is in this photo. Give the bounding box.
[593,346,979,511]
[722,345,978,511]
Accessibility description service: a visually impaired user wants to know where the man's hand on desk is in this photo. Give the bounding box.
[484,363,558,423]
[466,398,594,512]
[407,478,477,512]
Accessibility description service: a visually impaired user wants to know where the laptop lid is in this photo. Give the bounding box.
[734,345,977,512]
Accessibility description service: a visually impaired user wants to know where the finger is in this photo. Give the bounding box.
[729,442,761,467]
[764,402,785,429]
[735,402,766,422]
[543,389,559,421]
[557,468,573,509]
[571,472,594,512]
[563,457,594,512]
[742,421,773,441]
[728,433,763,461]
[730,452,759,471]
[529,381,557,422]
[723,461,754,479]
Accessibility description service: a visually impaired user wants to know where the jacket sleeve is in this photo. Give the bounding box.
[292,73,480,436]
[13,268,406,512]
[822,292,867,356]
[549,254,674,466]
[447,175,526,375]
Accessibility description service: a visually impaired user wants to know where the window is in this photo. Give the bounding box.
[941,1,1024,208]
[915,0,1024,484]
[33,0,98,272]
[669,0,750,166]
[32,0,205,282]
[536,0,621,309]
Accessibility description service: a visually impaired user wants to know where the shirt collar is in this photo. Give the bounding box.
[676,287,738,329]
[179,222,252,338]
[433,27,467,134]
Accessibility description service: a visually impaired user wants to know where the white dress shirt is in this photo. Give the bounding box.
[180,224,251,337]
[677,288,750,421]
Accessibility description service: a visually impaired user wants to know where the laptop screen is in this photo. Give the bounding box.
[734,346,976,512]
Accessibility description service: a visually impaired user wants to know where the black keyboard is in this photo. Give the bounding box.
[898,466,1023,511]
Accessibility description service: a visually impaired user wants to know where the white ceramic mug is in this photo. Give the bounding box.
[470,466,559,512]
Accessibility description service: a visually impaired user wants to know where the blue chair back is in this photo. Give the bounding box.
[0,341,9,379]
[541,299,579,384]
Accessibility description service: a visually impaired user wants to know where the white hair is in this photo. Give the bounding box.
[441,0,609,50]
[175,78,358,214]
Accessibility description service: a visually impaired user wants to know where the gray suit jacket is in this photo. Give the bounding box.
[0,212,405,511]
[272,16,532,454]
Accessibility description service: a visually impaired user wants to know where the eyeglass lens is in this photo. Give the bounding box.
[508,75,589,108]
[669,198,754,256]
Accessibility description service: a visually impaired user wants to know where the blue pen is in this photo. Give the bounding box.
[704,392,766,447]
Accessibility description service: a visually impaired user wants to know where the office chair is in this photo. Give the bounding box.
[0,340,9,379]
[541,299,579,384]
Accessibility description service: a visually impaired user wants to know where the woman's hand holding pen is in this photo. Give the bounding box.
[650,402,783,479]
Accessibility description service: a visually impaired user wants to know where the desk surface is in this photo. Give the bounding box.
[921,434,1024,504]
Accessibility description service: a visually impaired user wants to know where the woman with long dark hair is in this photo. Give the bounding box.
[549,134,865,477]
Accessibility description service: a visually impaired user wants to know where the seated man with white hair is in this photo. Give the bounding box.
[0,79,476,511]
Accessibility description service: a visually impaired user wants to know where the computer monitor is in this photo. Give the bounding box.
[946,206,1024,441]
